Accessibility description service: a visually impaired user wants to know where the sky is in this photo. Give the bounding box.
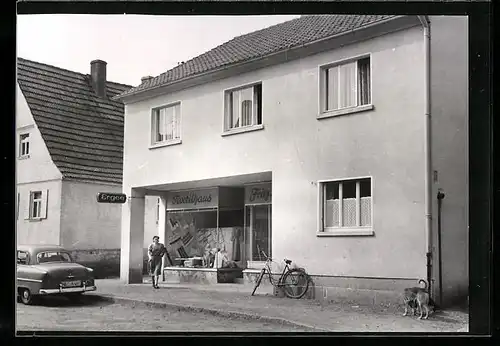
[17,14,300,86]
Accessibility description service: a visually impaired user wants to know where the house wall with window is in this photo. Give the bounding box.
[429,16,468,304]
[16,181,62,245]
[15,85,62,184]
[16,84,63,246]
[123,25,428,281]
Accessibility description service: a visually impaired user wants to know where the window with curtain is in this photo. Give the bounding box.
[321,178,372,232]
[151,103,181,145]
[323,57,371,113]
[225,83,262,132]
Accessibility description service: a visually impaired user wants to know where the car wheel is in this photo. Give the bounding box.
[20,288,33,305]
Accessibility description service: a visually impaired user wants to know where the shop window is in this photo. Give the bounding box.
[319,177,372,235]
[320,56,372,116]
[151,102,181,146]
[224,82,262,133]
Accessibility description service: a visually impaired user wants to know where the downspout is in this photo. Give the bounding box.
[418,15,433,299]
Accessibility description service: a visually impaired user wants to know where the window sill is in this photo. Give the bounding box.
[28,218,43,222]
[149,139,182,150]
[317,104,374,120]
[221,124,264,137]
[317,228,374,237]
[18,155,30,160]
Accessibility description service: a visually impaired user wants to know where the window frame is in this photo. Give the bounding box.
[318,54,374,120]
[149,101,182,149]
[156,197,160,225]
[222,81,264,136]
[36,251,73,264]
[30,191,43,220]
[19,132,31,158]
[16,192,20,221]
[317,176,374,237]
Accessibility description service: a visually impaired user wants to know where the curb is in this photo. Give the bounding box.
[93,293,331,332]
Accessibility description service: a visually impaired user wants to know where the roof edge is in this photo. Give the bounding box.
[114,15,412,103]
[17,57,133,90]
[62,176,123,187]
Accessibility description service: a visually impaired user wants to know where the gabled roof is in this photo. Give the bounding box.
[17,57,132,185]
[117,15,397,99]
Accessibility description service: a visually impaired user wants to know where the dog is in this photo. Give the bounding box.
[403,279,435,320]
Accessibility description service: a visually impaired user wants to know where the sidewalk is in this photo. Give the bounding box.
[90,278,469,332]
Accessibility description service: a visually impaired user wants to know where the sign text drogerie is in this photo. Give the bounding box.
[97,192,127,204]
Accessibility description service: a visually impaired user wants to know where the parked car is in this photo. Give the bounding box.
[16,244,96,305]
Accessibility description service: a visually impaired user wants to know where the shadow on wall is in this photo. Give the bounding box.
[70,249,120,279]
[143,248,150,275]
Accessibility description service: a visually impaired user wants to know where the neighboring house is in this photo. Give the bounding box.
[16,57,133,278]
[115,15,468,307]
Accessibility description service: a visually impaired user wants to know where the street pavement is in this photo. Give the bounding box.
[86,278,469,332]
[15,278,469,333]
[16,295,309,332]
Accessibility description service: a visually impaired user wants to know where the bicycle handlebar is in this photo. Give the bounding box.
[261,251,292,265]
[261,251,271,261]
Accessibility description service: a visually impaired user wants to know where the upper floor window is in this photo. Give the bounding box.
[19,133,30,158]
[320,56,371,114]
[319,177,373,236]
[224,83,262,133]
[151,103,181,146]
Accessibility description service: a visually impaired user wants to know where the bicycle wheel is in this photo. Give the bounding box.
[281,269,310,299]
[251,268,265,296]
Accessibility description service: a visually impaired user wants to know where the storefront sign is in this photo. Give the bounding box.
[96,192,127,204]
[167,188,219,210]
[245,183,272,205]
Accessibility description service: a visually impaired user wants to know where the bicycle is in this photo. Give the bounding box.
[251,251,310,299]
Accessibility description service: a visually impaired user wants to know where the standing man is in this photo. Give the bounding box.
[148,236,166,289]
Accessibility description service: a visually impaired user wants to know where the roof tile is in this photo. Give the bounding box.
[17,57,132,185]
[118,15,396,98]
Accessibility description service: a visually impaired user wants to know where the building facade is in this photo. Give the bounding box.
[16,58,133,278]
[116,15,468,306]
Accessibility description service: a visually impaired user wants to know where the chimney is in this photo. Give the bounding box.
[90,60,107,98]
[141,76,154,84]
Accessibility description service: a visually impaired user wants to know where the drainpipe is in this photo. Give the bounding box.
[418,15,433,299]
[437,189,445,306]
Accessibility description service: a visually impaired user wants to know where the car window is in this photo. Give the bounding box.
[36,251,72,264]
[17,251,29,265]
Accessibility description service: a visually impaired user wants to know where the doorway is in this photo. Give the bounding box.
[244,204,272,265]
